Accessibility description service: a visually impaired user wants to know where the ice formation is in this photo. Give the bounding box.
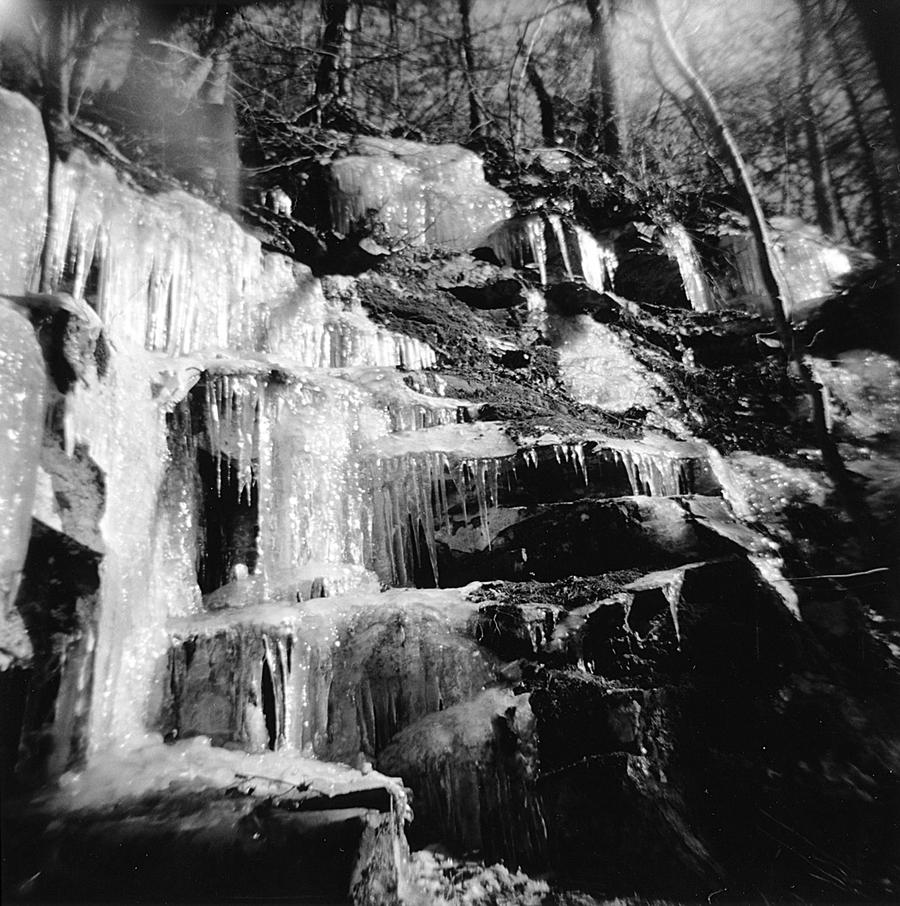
[0,90,48,295]
[0,108,455,751]
[164,588,495,762]
[550,316,663,412]
[660,223,714,312]
[485,214,617,291]
[265,277,437,370]
[0,305,46,628]
[51,731,408,815]
[361,426,718,586]
[720,217,853,318]
[329,136,512,249]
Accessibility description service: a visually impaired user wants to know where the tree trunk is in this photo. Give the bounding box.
[314,0,350,110]
[583,0,619,158]
[458,0,486,140]
[650,0,878,560]
[525,57,556,145]
[848,0,900,152]
[387,0,401,107]
[41,2,78,151]
[825,11,891,254]
[67,2,109,120]
[796,0,842,238]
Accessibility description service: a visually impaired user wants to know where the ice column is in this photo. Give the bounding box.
[0,305,46,632]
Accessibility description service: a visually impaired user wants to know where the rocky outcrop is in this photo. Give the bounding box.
[3,739,411,906]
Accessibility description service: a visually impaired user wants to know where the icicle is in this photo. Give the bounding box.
[548,214,574,278]
[573,442,588,486]
[45,150,295,356]
[572,225,617,292]
[612,445,691,497]
[661,223,714,312]
[525,217,549,285]
[469,459,494,549]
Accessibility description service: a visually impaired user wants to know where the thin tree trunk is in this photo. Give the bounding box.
[387,0,401,107]
[337,0,360,107]
[583,0,619,157]
[848,0,900,152]
[797,0,842,238]
[525,57,555,145]
[458,0,485,140]
[825,10,890,253]
[39,2,79,293]
[313,0,350,110]
[41,2,77,149]
[651,0,878,560]
[67,3,108,120]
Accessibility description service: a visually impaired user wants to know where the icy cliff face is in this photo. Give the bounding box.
[329,136,512,249]
[0,96,459,752]
[45,149,296,355]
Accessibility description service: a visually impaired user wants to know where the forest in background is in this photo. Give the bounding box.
[0,0,897,258]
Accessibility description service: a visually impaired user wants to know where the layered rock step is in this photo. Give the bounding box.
[157,553,798,883]
[361,422,725,586]
[379,555,801,885]
[160,587,497,762]
[4,740,411,906]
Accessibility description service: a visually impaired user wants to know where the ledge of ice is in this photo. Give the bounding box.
[50,734,408,814]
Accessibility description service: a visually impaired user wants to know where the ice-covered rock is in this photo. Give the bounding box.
[485,214,617,291]
[362,425,720,586]
[12,736,411,906]
[719,217,853,319]
[162,588,496,762]
[329,136,511,249]
[378,688,546,868]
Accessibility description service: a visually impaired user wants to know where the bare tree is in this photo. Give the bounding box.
[848,0,900,152]
[583,0,619,157]
[313,0,351,112]
[458,0,486,139]
[38,1,114,150]
[823,2,891,253]
[795,0,842,238]
[525,55,556,145]
[650,0,878,556]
